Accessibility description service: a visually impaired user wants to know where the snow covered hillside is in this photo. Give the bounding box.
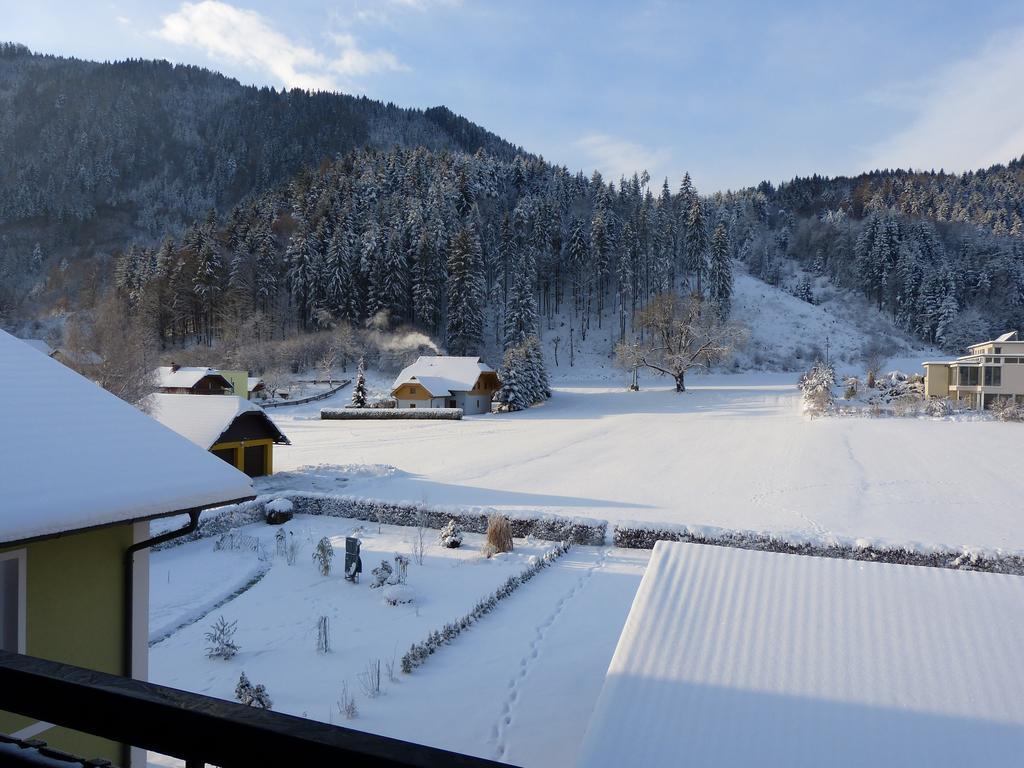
[268,375,1024,553]
[531,263,937,385]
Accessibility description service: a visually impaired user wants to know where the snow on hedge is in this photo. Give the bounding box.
[155,492,606,549]
[613,519,1024,575]
[321,407,463,420]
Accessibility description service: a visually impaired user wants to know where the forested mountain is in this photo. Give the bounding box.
[4,43,1024,369]
[0,43,521,320]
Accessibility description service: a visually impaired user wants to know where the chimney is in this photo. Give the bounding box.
[170,362,180,372]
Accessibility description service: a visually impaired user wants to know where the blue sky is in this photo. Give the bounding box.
[6,0,1024,192]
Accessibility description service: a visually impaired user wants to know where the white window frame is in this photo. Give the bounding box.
[0,548,27,654]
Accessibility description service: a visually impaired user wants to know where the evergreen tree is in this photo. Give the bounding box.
[351,357,368,407]
[446,223,485,355]
[708,222,733,316]
[684,197,708,295]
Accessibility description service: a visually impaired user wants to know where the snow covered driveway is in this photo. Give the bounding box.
[271,375,1024,550]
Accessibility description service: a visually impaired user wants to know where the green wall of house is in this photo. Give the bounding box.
[0,523,131,763]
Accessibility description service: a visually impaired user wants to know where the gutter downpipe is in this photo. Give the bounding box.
[122,496,254,766]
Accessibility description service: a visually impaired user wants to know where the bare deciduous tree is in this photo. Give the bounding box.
[616,293,746,392]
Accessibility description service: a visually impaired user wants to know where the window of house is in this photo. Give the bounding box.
[958,367,979,386]
[984,367,1002,387]
[0,550,26,653]
[995,347,1002,354]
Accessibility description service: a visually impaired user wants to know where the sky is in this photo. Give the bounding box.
[5,0,1024,192]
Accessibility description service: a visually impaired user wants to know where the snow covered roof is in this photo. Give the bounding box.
[391,356,495,397]
[995,331,1019,342]
[19,337,55,356]
[155,366,230,390]
[0,330,254,546]
[577,541,1024,768]
[148,393,289,450]
[247,376,263,392]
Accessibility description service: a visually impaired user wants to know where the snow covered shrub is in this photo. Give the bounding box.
[392,553,409,584]
[485,514,513,556]
[316,616,330,654]
[438,519,463,548]
[285,534,300,566]
[205,616,239,660]
[383,585,415,606]
[235,672,272,709]
[351,357,368,408]
[411,516,427,565]
[313,537,334,576]
[843,377,860,400]
[265,497,294,525]
[401,542,570,674]
[992,398,1024,422]
[337,682,357,720]
[370,559,393,589]
[798,360,836,417]
[274,528,286,557]
[358,659,382,698]
[925,398,953,418]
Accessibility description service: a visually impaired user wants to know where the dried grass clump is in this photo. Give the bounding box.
[485,514,513,556]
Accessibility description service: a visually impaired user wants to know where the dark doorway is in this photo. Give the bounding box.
[243,445,266,477]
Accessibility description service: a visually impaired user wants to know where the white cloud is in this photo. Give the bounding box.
[864,27,1024,172]
[574,134,675,185]
[155,1,407,92]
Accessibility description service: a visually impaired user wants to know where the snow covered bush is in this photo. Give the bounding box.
[312,537,334,576]
[992,398,1024,422]
[358,659,382,698]
[401,542,570,674]
[370,559,393,589]
[321,407,463,420]
[611,523,1024,576]
[438,519,463,548]
[274,528,286,557]
[285,534,300,566]
[235,672,272,709]
[798,360,836,416]
[351,357,368,408]
[843,376,860,400]
[925,398,953,417]
[485,514,513,555]
[156,492,607,550]
[265,497,293,525]
[383,585,415,606]
[204,616,239,660]
[337,682,357,720]
[392,553,409,584]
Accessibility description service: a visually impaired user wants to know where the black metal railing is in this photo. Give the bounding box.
[0,651,514,768]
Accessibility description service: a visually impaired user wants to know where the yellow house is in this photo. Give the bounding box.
[924,331,1024,408]
[391,356,501,414]
[149,393,290,476]
[0,330,254,767]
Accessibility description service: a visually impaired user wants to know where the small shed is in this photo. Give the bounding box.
[391,356,500,414]
[577,541,1024,767]
[149,394,290,477]
[155,365,232,395]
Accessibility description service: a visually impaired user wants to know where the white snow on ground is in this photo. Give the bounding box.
[149,518,568,720]
[266,375,1024,552]
[149,520,648,767]
[578,541,1024,767]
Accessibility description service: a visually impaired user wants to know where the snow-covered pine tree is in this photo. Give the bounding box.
[204,616,239,660]
[446,223,485,355]
[495,343,529,411]
[684,196,708,295]
[312,537,334,576]
[503,245,538,349]
[708,222,733,316]
[351,358,368,407]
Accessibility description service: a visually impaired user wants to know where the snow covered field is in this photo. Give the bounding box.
[267,374,1024,552]
[149,518,649,766]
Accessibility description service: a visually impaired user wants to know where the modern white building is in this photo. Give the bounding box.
[577,540,1024,767]
[924,331,1024,408]
[390,356,501,414]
